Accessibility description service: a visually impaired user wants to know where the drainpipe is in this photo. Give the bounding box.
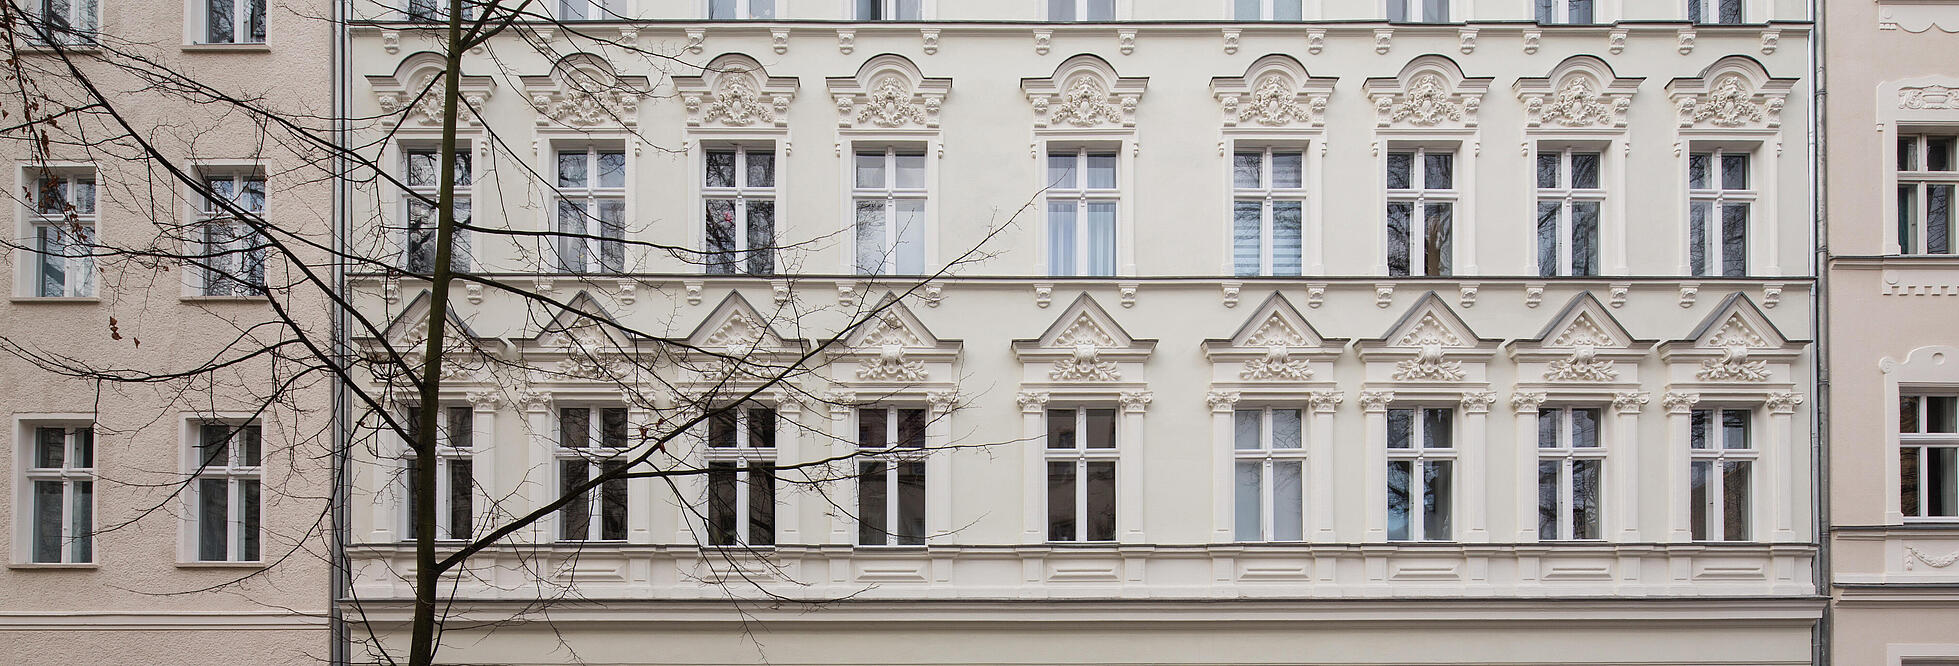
[1810,0,1832,662]
[329,0,352,662]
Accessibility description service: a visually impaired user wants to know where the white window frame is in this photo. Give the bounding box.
[404,0,474,22]
[28,0,99,44]
[852,0,922,20]
[1385,147,1457,277]
[1534,0,1596,24]
[1896,133,1958,256]
[1536,406,1605,541]
[1386,406,1455,542]
[1535,147,1606,277]
[703,405,778,547]
[1688,407,1756,542]
[1386,0,1451,22]
[1047,0,1115,21]
[1231,146,1307,277]
[25,170,97,298]
[195,0,266,44]
[193,169,268,296]
[19,422,94,564]
[1044,147,1121,277]
[855,406,928,546]
[400,144,472,274]
[1901,394,1959,520]
[1231,0,1302,20]
[707,0,774,19]
[552,144,628,274]
[1232,407,1307,542]
[1687,148,1753,278]
[1687,0,1743,24]
[557,0,624,21]
[1045,406,1119,543]
[401,404,474,542]
[187,421,262,563]
[701,143,777,276]
[555,406,631,542]
[851,146,928,276]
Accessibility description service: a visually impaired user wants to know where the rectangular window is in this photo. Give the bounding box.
[1534,0,1593,23]
[1233,407,1305,542]
[26,425,92,563]
[1689,408,1754,541]
[1897,134,1957,255]
[28,172,96,298]
[558,0,624,20]
[853,148,927,275]
[30,0,98,44]
[1902,394,1959,519]
[1387,0,1449,22]
[703,145,776,276]
[196,171,268,296]
[192,423,261,562]
[202,0,265,43]
[1687,0,1743,24]
[1234,0,1302,20]
[1536,407,1603,541]
[856,0,921,20]
[1048,0,1114,21]
[1046,149,1118,277]
[403,405,474,541]
[1046,407,1117,542]
[557,407,630,542]
[405,0,474,22]
[1535,148,1603,277]
[1687,150,1751,277]
[555,147,627,274]
[401,147,471,274]
[705,405,776,546]
[1386,407,1454,541]
[1385,149,1455,277]
[856,406,927,545]
[1232,148,1306,277]
[708,0,774,19]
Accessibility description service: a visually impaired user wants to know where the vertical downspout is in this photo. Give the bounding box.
[1811,0,1832,662]
[329,0,352,662]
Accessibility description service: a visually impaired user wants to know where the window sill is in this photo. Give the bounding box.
[11,296,99,304]
[176,560,267,569]
[178,294,265,303]
[8,562,97,570]
[181,42,271,53]
[13,43,101,55]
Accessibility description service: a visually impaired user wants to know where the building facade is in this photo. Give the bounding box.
[343,0,1821,663]
[1825,2,1959,665]
[0,0,336,664]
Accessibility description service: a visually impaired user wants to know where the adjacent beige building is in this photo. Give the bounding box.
[0,0,334,664]
[1826,2,1959,665]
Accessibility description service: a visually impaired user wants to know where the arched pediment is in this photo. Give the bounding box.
[1666,56,1794,129]
[1514,56,1642,129]
[827,54,951,130]
[1211,55,1336,128]
[367,52,496,128]
[674,54,800,128]
[1022,54,1147,129]
[1363,55,1491,129]
[519,53,652,128]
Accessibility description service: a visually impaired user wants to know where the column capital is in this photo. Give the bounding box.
[1510,391,1547,414]
[1358,390,1396,413]
[1308,390,1344,414]
[1119,391,1154,414]
[1661,391,1701,415]
[1765,391,1805,414]
[1204,390,1241,413]
[822,390,856,417]
[1612,391,1651,415]
[515,388,553,413]
[926,390,959,416]
[1461,390,1498,414]
[1016,390,1051,414]
[465,390,504,412]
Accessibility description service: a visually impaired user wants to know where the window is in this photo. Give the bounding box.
[703,145,776,276]
[28,0,98,44]
[1234,0,1302,20]
[1047,407,1117,542]
[1687,0,1742,24]
[192,423,261,562]
[1689,408,1754,541]
[1534,0,1593,24]
[1232,148,1305,277]
[1387,0,1449,22]
[405,0,474,22]
[1897,134,1956,255]
[558,0,623,20]
[856,0,920,20]
[201,0,266,44]
[1535,149,1602,277]
[857,406,926,546]
[1233,408,1304,542]
[25,425,92,563]
[196,172,268,296]
[28,172,96,297]
[1902,395,1959,519]
[708,0,774,19]
[853,148,926,275]
[555,147,627,274]
[705,405,776,546]
[1536,407,1602,541]
[1048,0,1114,21]
[401,147,471,274]
[1046,149,1118,277]
[1386,407,1453,541]
[1386,149,1455,277]
[557,407,629,541]
[1688,150,1751,277]
[403,405,473,541]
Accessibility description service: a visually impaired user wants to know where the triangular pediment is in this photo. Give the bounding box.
[1533,293,1636,349]
[377,289,482,346]
[1687,293,1791,349]
[1228,293,1330,348]
[686,292,788,350]
[1379,292,1481,348]
[843,294,942,349]
[1035,293,1136,349]
[532,291,628,348]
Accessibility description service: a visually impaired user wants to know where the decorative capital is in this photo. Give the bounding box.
[1612,391,1651,415]
[1119,391,1154,414]
[926,390,959,415]
[1510,391,1547,414]
[1662,392,1701,415]
[515,389,553,413]
[1016,391,1051,414]
[1308,390,1345,414]
[824,390,857,416]
[1461,390,1498,414]
[1765,391,1805,414]
[1358,390,1396,413]
[1205,390,1242,413]
[465,390,503,412]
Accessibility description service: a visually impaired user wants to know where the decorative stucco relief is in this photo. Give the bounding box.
[1023,55,1146,129]
[1666,58,1794,130]
[828,55,950,130]
[1515,57,1639,129]
[1211,55,1333,129]
[520,54,651,128]
[675,55,799,128]
[1364,57,1491,129]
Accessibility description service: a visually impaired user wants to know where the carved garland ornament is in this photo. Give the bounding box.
[1233,76,1315,127]
[698,72,782,127]
[1905,545,1959,570]
[1544,346,1619,382]
[1532,78,1617,128]
[1901,85,1959,111]
[852,77,930,128]
[1679,75,1781,128]
[1046,78,1126,128]
[1381,74,1466,127]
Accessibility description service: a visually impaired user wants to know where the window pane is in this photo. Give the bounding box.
[1933,137,1956,171]
[1234,0,1259,21]
[560,460,590,540]
[748,465,776,546]
[1387,0,1406,22]
[240,425,260,466]
[705,151,736,188]
[747,407,777,447]
[558,151,587,188]
[1931,448,1959,517]
[1234,460,1261,541]
[1386,153,1413,190]
[70,480,91,562]
[601,463,627,541]
[858,461,887,544]
[1424,0,1448,21]
[1536,154,1559,189]
[1901,137,1920,171]
[745,201,775,275]
[1233,410,1261,451]
[561,408,590,449]
[1568,0,1592,23]
[1386,202,1411,277]
[1903,446,1922,517]
[1085,408,1117,449]
[1930,184,1952,254]
[1903,396,1923,433]
[898,409,927,448]
[855,200,887,275]
[1721,154,1749,190]
[1717,0,1740,23]
[1086,154,1117,188]
[894,200,925,274]
[202,425,233,469]
[856,0,878,19]
[1538,409,1562,449]
[1047,202,1077,276]
[1690,410,1712,449]
[595,151,625,188]
[199,478,229,560]
[1423,460,1452,540]
[1690,202,1711,276]
[1572,202,1599,276]
[36,427,65,468]
[1232,201,1263,277]
[1902,185,1921,252]
[896,0,920,19]
[1085,460,1117,541]
[1087,0,1113,20]
[1572,459,1601,539]
[1571,153,1600,189]
[1086,202,1116,276]
[1387,409,1412,449]
[1272,202,1303,276]
[1272,410,1302,449]
[208,0,234,42]
[33,481,61,562]
[1537,201,1560,278]
[1931,397,1958,432]
[1688,153,1710,189]
[1233,152,1262,189]
[743,151,775,188]
[1274,0,1302,20]
[448,460,473,539]
[1723,409,1751,449]
[1048,409,1077,450]
[897,462,926,544]
[1424,203,1453,276]
[241,479,261,559]
[1272,461,1303,540]
[1572,408,1599,448]
[1424,153,1453,189]
[1722,461,1750,541]
[1048,461,1076,541]
[855,152,885,189]
[858,408,889,449]
[1272,152,1303,188]
[1047,153,1077,188]
[749,0,774,19]
[709,0,734,18]
[1048,0,1074,21]
[707,462,737,544]
[895,154,926,189]
[1721,203,1748,277]
[1691,460,1711,540]
[1387,460,1411,540]
[1537,460,1559,538]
